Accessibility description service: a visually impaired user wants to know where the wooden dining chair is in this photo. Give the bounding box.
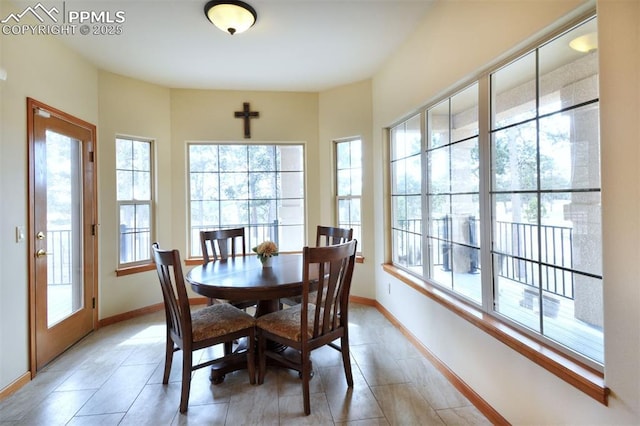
[281,225,354,308]
[315,225,353,247]
[200,227,246,264]
[312,225,354,302]
[256,239,357,415]
[152,243,256,413]
[200,228,256,310]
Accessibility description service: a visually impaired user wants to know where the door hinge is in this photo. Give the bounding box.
[89,151,94,162]
[91,224,97,236]
[92,297,96,309]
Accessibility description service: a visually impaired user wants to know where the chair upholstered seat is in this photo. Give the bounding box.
[307,290,321,306]
[192,303,255,342]
[255,304,317,341]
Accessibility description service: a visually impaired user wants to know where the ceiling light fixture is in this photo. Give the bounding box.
[204,1,257,35]
[569,32,598,53]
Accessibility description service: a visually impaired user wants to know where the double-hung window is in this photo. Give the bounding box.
[390,17,603,367]
[335,138,362,248]
[188,143,305,257]
[116,136,153,267]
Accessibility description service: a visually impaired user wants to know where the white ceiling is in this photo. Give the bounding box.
[39,0,435,92]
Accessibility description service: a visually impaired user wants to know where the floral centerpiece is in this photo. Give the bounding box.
[252,241,278,267]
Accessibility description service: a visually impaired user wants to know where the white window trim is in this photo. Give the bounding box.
[334,137,363,253]
[116,136,154,269]
[386,11,606,401]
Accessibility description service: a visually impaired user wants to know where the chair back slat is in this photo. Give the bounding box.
[200,228,246,264]
[158,263,182,338]
[152,243,192,343]
[316,226,353,247]
[302,240,357,341]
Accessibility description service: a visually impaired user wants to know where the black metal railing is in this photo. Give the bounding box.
[54,217,576,299]
[47,229,73,286]
[430,215,480,274]
[394,217,575,300]
[119,225,151,264]
[494,220,574,300]
[393,219,422,268]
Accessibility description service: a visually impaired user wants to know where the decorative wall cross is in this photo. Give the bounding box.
[234,102,259,139]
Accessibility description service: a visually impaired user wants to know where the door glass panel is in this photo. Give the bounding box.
[46,130,83,326]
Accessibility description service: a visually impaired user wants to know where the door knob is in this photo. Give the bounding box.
[36,249,48,258]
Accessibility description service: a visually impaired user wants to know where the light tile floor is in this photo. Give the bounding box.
[0,303,492,425]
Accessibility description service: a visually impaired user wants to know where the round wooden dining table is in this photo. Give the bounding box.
[186,253,312,315]
[185,253,314,382]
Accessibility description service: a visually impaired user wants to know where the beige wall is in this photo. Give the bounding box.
[96,80,375,316]
[169,89,320,262]
[372,0,594,125]
[98,84,322,318]
[372,0,640,423]
[97,71,171,318]
[598,0,640,419]
[318,80,374,298]
[0,1,99,388]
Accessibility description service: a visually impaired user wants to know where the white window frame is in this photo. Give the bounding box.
[388,16,603,370]
[116,136,154,268]
[187,142,306,258]
[335,137,362,252]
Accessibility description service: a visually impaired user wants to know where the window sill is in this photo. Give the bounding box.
[116,263,156,276]
[381,263,609,406]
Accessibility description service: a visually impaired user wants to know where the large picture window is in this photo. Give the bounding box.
[188,143,305,257]
[491,18,601,363]
[389,17,603,366]
[116,136,153,267]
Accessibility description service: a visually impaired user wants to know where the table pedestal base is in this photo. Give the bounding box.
[210,345,313,384]
[208,296,312,384]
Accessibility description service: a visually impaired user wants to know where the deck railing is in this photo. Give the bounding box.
[119,225,151,265]
[494,220,574,300]
[395,217,575,300]
[54,218,575,299]
[47,229,74,286]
